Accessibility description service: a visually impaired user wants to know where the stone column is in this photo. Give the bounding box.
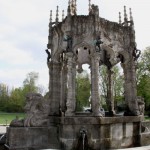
[49,61,61,116]
[91,52,103,116]
[47,62,53,100]
[60,63,67,112]
[65,52,76,116]
[107,69,115,115]
[122,60,140,116]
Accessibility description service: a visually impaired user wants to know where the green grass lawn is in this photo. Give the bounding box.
[0,112,25,125]
[145,116,150,121]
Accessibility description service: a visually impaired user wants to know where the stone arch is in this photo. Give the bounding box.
[73,41,95,55]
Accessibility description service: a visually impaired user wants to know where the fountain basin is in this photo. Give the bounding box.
[6,116,144,150]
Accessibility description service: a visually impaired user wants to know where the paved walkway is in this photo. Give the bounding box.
[0,126,7,134]
[116,145,150,150]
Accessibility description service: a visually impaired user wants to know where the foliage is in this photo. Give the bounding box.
[137,47,150,115]
[99,65,124,111]
[0,72,41,113]
[137,75,150,107]
[76,71,91,111]
[136,47,150,82]
[0,84,10,111]
[23,72,39,93]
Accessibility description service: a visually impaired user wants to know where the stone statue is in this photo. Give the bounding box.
[89,4,99,16]
[45,49,51,62]
[137,96,145,115]
[64,34,73,52]
[95,35,103,52]
[10,93,50,127]
[133,47,141,61]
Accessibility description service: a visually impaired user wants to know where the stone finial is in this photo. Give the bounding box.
[67,0,71,16]
[74,0,77,14]
[129,8,134,26]
[124,6,128,26]
[68,0,71,6]
[129,8,133,21]
[50,10,52,23]
[56,6,59,23]
[119,12,121,24]
[70,0,76,15]
[89,0,91,13]
[62,10,65,21]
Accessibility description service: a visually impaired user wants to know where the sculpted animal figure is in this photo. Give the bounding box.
[10,93,50,127]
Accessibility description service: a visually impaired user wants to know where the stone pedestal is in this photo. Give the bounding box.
[6,116,144,150]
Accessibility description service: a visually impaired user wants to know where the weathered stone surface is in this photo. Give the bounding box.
[58,116,142,149]
[6,126,60,150]
[142,121,150,132]
[46,0,143,116]
[7,116,144,150]
[140,132,150,146]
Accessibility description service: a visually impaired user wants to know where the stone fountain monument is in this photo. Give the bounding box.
[6,0,147,149]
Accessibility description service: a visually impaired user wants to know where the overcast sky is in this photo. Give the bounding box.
[0,0,150,91]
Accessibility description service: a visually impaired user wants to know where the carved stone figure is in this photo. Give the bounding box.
[64,34,73,52]
[133,47,141,61]
[95,35,103,52]
[137,96,145,115]
[45,49,51,62]
[10,93,50,127]
[89,4,99,16]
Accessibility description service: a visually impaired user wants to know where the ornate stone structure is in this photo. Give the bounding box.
[47,1,141,116]
[6,1,148,150]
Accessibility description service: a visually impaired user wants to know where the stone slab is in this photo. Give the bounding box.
[49,116,144,125]
[140,132,150,146]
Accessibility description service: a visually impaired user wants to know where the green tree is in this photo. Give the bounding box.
[76,71,91,111]
[23,72,39,93]
[0,72,41,113]
[113,66,124,108]
[137,47,150,114]
[99,65,124,111]
[136,47,150,82]
[137,75,150,110]
[0,83,10,111]
[8,88,24,112]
